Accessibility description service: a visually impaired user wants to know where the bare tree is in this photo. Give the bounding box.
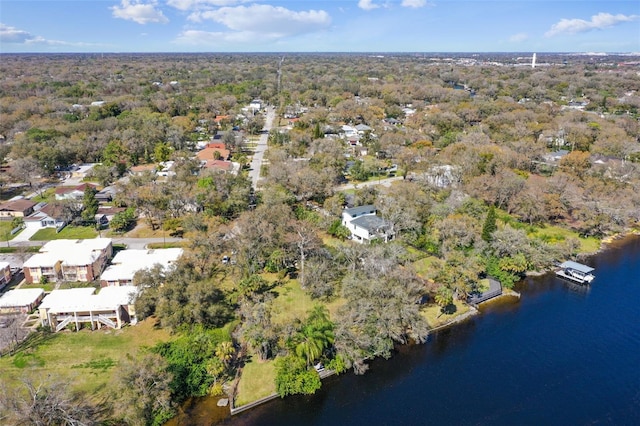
[0,376,105,426]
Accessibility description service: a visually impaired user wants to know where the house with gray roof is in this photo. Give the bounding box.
[341,205,393,243]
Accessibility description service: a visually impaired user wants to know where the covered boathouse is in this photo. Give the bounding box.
[556,261,595,284]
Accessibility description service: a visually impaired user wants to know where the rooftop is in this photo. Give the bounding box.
[101,248,183,282]
[0,288,45,308]
[344,205,377,217]
[559,261,595,274]
[39,286,138,314]
[350,214,388,232]
[24,239,112,268]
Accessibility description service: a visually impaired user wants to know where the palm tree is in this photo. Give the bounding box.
[294,305,335,366]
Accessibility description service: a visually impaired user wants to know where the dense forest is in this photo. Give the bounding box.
[0,52,639,425]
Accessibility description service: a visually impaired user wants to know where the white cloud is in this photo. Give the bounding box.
[193,4,331,38]
[401,0,427,8]
[0,23,76,46]
[0,23,107,49]
[545,12,639,37]
[111,0,169,25]
[175,29,258,45]
[509,32,529,43]
[167,0,245,11]
[0,23,34,43]
[358,0,380,11]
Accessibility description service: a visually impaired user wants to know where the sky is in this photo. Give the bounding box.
[1,1,639,53]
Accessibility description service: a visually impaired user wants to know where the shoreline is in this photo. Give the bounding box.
[216,232,640,420]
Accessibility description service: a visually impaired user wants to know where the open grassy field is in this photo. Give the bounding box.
[421,299,471,329]
[413,255,439,277]
[0,318,173,395]
[528,224,601,253]
[271,278,344,325]
[30,225,98,241]
[234,357,277,407]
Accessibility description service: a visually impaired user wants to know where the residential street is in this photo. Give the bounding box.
[1,237,182,250]
[248,106,276,190]
[335,176,404,191]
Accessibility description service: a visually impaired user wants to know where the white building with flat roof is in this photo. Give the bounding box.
[0,288,45,313]
[23,238,113,284]
[100,248,183,287]
[38,286,138,332]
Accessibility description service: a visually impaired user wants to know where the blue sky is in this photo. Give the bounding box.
[1,1,638,53]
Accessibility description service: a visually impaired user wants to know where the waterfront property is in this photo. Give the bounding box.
[38,286,138,332]
[467,277,503,306]
[556,261,595,284]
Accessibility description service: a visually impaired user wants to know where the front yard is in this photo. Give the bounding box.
[30,225,98,241]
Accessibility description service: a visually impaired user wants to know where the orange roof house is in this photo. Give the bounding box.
[196,146,231,162]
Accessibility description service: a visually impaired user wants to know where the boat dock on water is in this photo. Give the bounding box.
[556,261,595,284]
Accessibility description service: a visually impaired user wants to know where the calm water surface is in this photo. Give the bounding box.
[195,236,640,425]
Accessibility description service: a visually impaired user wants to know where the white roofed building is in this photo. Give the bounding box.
[23,238,113,284]
[100,248,183,287]
[0,288,45,314]
[38,286,138,332]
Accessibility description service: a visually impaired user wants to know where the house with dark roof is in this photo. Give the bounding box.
[0,198,36,219]
[341,205,393,243]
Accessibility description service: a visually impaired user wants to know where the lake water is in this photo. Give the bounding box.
[189,236,640,425]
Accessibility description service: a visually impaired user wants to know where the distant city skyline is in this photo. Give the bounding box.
[1,1,638,53]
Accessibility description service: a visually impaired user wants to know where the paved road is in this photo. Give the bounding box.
[335,176,404,191]
[248,106,276,190]
[2,237,182,250]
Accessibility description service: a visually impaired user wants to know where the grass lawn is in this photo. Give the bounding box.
[421,299,471,330]
[0,318,172,395]
[234,356,276,407]
[30,187,56,203]
[271,279,344,325]
[122,223,164,238]
[19,281,55,292]
[0,221,17,241]
[30,225,98,241]
[477,278,490,293]
[528,224,601,253]
[413,255,438,277]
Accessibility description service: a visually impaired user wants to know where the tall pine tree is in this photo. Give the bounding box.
[482,205,497,242]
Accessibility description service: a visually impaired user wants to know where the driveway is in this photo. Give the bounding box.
[11,221,41,242]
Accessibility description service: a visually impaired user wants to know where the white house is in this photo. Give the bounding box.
[249,99,263,111]
[100,248,183,287]
[341,205,393,243]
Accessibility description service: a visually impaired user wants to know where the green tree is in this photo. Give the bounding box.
[293,305,334,366]
[481,205,497,242]
[81,185,99,223]
[275,355,322,397]
[102,140,130,167]
[328,219,351,240]
[154,142,173,162]
[110,207,136,232]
